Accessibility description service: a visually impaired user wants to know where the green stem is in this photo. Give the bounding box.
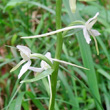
[49,0,63,110]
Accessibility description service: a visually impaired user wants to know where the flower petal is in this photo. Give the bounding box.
[86,12,99,26]
[87,19,97,30]
[83,27,91,44]
[17,45,31,54]
[91,29,101,36]
[29,67,44,73]
[45,52,53,62]
[41,60,51,70]
[10,60,25,72]
[40,52,53,70]
[18,60,31,79]
[17,45,31,60]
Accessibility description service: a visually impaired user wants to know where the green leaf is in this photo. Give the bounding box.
[15,92,25,110]
[9,100,16,110]
[21,69,54,83]
[97,37,110,63]
[4,0,55,14]
[4,0,29,11]
[97,69,110,80]
[26,91,45,110]
[9,92,24,110]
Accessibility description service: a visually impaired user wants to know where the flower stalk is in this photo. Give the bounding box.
[49,0,63,110]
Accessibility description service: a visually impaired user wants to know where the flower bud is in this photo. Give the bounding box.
[69,0,76,13]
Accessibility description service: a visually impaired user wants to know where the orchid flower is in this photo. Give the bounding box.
[29,52,53,73]
[10,45,88,79]
[31,52,89,71]
[10,45,43,79]
[83,12,100,44]
[21,12,100,45]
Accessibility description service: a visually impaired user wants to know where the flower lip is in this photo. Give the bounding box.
[17,45,31,61]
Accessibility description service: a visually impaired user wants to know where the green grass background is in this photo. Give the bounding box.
[0,0,110,110]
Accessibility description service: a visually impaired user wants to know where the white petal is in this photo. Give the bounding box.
[45,52,53,62]
[10,60,25,72]
[18,60,31,79]
[17,45,31,60]
[83,27,91,44]
[86,12,99,25]
[41,60,51,70]
[91,29,101,36]
[87,19,97,30]
[29,67,44,72]
[17,45,31,54]
[40,52,53,70]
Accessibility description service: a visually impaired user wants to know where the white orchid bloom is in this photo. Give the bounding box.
[83,12,100,44]
[29,52,53,73]
[21,12,100,45]
[10,45,32,79]
[29,52,88,73]
[10,45,42,79]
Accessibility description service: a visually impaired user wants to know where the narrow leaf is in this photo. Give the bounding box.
[21,69,54,83]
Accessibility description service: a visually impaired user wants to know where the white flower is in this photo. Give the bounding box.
[29,52,88,73]
[29,52,53,73]
[21,12,100,45]
[10,45,42,79]
[41,52,53,70]
[83,12,101,44]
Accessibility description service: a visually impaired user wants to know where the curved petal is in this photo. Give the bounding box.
[17,45,31,60]
[29,67,44,73]
[17,45,31,54]
[40,52,53,70]
[18,60,31,79]
[40,60,51,70]
[83,27,91,44]
[86,12,99,25]
[45,52,53,62]
[91,29,101,36]
[87,19,97,30]
[10,60,25,72]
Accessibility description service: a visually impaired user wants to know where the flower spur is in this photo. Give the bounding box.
[21,12,100,45]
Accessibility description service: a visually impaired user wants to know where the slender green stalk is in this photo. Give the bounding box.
[49,0,63,110]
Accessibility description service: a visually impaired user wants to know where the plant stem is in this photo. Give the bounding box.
[49,0,62,110]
